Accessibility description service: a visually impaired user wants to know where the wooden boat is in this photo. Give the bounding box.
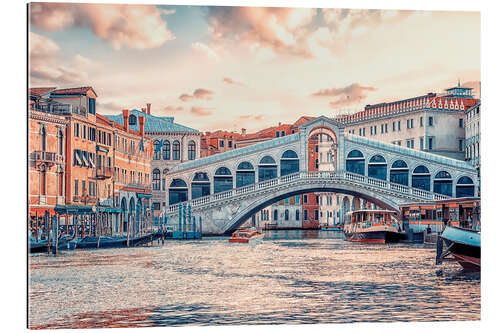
[343,209,405,244]
[320,225,343,231]
[441,226,480,271]
[228,228,263,244]
[76,235,129,249]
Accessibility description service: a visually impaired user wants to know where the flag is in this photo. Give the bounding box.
[154,139,163,153]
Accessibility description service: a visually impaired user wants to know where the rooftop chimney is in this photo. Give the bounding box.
[122,109,129,132]
[138,116,145,136]
[141,107,146,114]
[241,128,246,135]
[146,103,151,115]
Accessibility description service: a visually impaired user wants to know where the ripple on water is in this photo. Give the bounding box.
[28,232,480,328]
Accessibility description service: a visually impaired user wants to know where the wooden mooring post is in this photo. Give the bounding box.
[435,233,443,265]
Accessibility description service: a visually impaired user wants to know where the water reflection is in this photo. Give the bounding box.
[29,230,480,328]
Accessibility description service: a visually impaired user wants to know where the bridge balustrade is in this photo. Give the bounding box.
[167,169,454,214]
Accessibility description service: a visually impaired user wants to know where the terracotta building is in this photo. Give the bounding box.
[29,86,153,237]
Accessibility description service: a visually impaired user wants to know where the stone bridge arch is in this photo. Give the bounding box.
[223,181,401,234]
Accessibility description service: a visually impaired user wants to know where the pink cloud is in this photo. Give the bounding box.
[190,106,213,116]
[29,32,92,85]
[179,88,215,102]
[30,3,175,50]
[311,83,377,108]
[208,7,316,58]
[223,77,245,86]
[164,105,184,112]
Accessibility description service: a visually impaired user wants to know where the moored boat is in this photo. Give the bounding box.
[440,226,480,271]
[343,209,405,244]
[320,225,343,231]
[228,228,263,244]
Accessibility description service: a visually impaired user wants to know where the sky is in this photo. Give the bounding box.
[28,2,480,133]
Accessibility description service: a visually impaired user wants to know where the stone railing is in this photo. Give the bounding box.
[167,170,453,213]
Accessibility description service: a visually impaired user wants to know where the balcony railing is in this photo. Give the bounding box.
[32,151,63,164]
[32,103,87,117]
[95,166,113,179]
[72,196,98,204]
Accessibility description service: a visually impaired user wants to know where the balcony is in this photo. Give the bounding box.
[72,195,98,205]
[32,103,87,117]
[95,166,113,180]
[32,150,63,165]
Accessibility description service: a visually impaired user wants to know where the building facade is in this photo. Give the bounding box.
[105,107,200,217]
[465,101,480,172]
[337,85,478,160]
[29,86,153,236]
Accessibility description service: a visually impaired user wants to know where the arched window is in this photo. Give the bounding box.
[40,125,47,151]
[153,140,161,160]
[390,160,408,186]
[456,176,475,198]
[368,155,387,180]
[152,169,161,190]
[273,209,278,221]
[191,172,210,199]
[162,140,170,160]
[169,179,188,205]
[129,114,137,126]
[280,150,299,176]
[284,209,289,220]
[172,140,180,160]
[346,150,365,175]
[258,156,277,182]
[58,129,64,155]
[434,171,452,196]
[295,209,300,220]
[412,165,431,191]
[188,141,196,160]
[236,161,255,187]
[214,167,233,193]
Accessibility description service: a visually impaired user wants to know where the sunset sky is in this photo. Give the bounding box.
[29,2,480,132]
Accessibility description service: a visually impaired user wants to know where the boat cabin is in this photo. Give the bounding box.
[346,210,399,228]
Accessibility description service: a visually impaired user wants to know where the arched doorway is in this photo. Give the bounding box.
[368,155,387,180]
[169,179,188,205]
[346,150,365,175]
[236,162,255,187]
[258,156,277,181]
[307,126,338,172]
[280,150,299,176]
[390,160,409,186]
[191,172,210,199]
[412,165,430,191]
[121,197,128,233]
[456,176,475,197]
[434,171,452,196]
[214,167,233,193]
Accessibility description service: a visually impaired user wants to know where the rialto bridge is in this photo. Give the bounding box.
[162,117,478,235]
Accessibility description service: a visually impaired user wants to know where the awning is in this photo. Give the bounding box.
[81,152,89,167]
[54,204,94,215]
[96,145,108,153]
[137,193,152,199]
[88,154,95,168]
[74,150,82,166]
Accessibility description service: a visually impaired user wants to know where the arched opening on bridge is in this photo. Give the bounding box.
[169,179,188,205]
[121,197,128,232]
[214,167,233,193]
[346,150,365,175]
[434,171,452,197]
[258,156,277,182]
[456,176,475,197]
[307,126,338,172]
[236,161,255,188]
[390,160,409,186]
[412,165,431,191]
[191,172,210,199]
[368,155,387,180]
[280,150,299,176]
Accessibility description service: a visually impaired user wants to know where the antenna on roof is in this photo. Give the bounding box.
[458,78,461,88]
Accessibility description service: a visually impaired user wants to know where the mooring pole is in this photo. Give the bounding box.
[436,234,443,265]
[52,215,58,256]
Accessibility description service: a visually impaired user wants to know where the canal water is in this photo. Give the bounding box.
[28,230,480,329]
